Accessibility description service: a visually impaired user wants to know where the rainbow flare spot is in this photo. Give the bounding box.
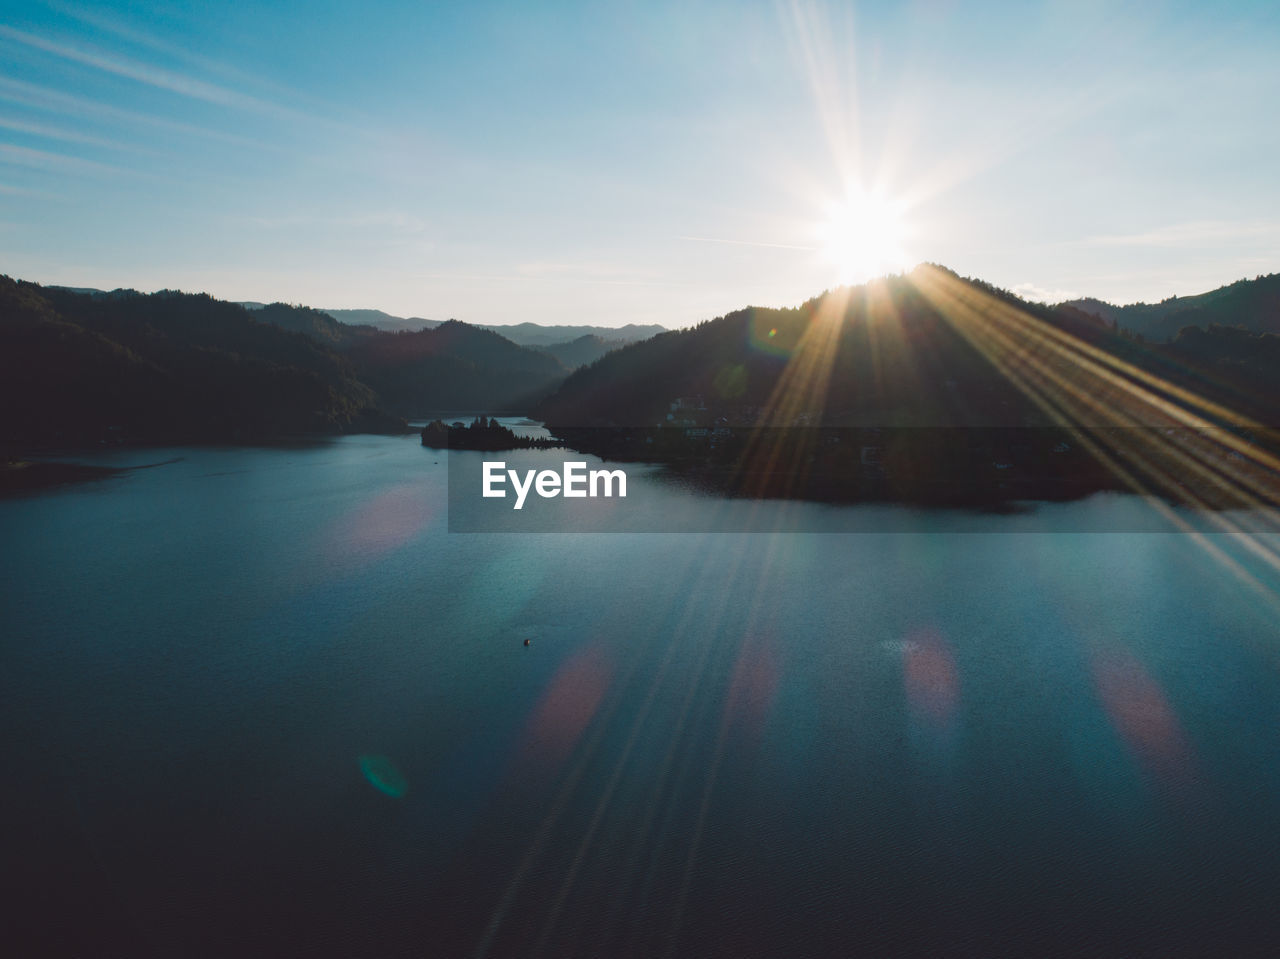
[359,754,409,798]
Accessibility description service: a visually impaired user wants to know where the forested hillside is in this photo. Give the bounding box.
[1,278,396,450]
[1061,273,1280,342]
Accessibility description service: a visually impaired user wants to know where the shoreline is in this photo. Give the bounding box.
[1,459,128,495]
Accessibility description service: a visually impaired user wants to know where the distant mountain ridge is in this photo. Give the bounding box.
[537,334,619,369]
[54,292,662,348]
[1058,272,1280,342]
[319,308,437,333]
[473,321,667,347]
[342,319,569,415]
[238,305,575,412]
[320,308,665,347]
[41,288,612,408]
[251,302,377,345]
[58,274,1280,348]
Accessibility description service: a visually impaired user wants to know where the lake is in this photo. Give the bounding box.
[3,431,1280,956]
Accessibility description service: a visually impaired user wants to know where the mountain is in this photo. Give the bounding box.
[49,294,663,344]
[476,322,666,347]
[321,308,438,333]
[538,267,1280,431]
[0,277,400,450]
[342,320,569,416]
[1059,273,1280,342]
[317,308,664,346]
[0,277,578,446]
[245,303,572,414]
[533,265,1280,508]
[13,267,1280,471]
[250,302,380,346]
[0,276,575,449]
[536,269,1046,429]
[539,334,618,369]
[1166,323,1280,419]
[49,285,108,296]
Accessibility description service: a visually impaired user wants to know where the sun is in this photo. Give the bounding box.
[816,185,911,286]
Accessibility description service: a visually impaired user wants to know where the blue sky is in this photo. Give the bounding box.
[2,0,1279,327]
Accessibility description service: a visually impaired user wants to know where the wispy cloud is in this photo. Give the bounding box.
[0,113,135,151]
[0,180,63,199]
[1085,219,1280,248]
[0,25,268,109]
[0,76,281,151]
[38,0,300,103]
[0,142,123,176]
[0,24,334,130]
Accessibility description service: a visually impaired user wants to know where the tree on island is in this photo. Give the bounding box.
[420,416,559,451]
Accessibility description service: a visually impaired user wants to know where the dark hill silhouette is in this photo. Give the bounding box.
[40,291,667,346]
[341,320,570,416]
[476,321,665,347]
[533,266,1280,508]
[537,267,1280,430]
[12,266,1280,507]
[539,334,617,369]
[243,304,574,416]
[319,307,438,333]
[1060,273,1280,342]
[2,279,574,438]
[536,269,1053,429]
[1165,323,1280,421]
[317,307,665,346]
[0,277,401,450]
[250,302,379,346]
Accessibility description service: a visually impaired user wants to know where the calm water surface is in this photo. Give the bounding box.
[3,432,1280,956]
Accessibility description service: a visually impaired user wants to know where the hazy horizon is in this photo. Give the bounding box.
[3,0,1279,327]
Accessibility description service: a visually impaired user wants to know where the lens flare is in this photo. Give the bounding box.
[902,629,960,728]
[323,483,434,569]
[515,645,613,778]
[724,635,781,744]
[1090,647,1196,787]
[358,754,408,798]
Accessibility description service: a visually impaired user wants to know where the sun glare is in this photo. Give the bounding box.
[817,185,911,286]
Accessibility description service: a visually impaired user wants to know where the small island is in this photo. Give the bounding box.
[421,416,561,451]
